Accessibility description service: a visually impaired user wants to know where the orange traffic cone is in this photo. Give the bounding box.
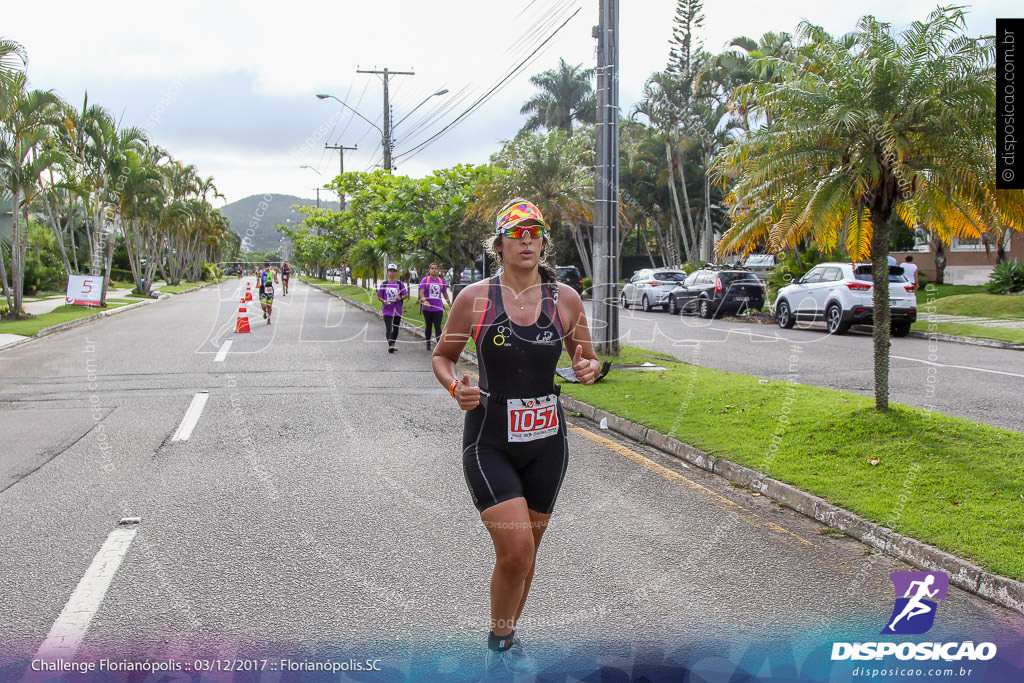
[245,283,253,302]
[235,298,251,333]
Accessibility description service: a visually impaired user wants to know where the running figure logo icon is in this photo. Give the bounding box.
[881,571,948,635]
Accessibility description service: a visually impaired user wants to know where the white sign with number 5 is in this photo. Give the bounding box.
[66,275,103,307]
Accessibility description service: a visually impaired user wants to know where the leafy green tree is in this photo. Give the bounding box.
[714,7,1022,409]
[476,129,594,277]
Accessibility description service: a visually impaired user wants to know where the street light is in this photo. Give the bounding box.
[394,89,449,129]
[315,93,382,135]
[300,165,323,208]
[316,88,447,172]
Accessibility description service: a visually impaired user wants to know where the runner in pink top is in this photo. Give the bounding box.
[376,264,408,353]
[419,262,451,351]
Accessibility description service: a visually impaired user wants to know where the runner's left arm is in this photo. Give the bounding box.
[558,284,600,385]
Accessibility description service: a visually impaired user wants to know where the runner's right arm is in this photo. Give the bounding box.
[431,282,484,410]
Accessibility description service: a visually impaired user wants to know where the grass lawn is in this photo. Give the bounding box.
[916,283,985,302]
[918,292,1024,319]
[0,302,133,336]
[559,346,1024,582]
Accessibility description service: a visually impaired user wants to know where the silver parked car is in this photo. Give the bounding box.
[620,268,688,312]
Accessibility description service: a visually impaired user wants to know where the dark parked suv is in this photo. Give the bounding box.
[667,266,765,318]
[556,265,584,294]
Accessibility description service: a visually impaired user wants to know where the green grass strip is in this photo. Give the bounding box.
[921,293,1024,320]
[0,302,133,336]
[559,346,1024,582]
[911,321,1024,345]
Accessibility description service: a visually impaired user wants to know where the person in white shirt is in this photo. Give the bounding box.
[903,255,920,289]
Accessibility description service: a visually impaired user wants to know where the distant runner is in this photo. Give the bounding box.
[280,260,292,296]
[419,262,451,351]
[377,263,408,353]
[259,262,278,325]
[431,198,600,676]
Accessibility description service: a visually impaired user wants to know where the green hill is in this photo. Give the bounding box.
[221,194,338,252]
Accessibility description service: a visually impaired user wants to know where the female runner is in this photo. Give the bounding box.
[431,198,600,674]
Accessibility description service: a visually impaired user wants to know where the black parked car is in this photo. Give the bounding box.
[667,266,765,318]
[555,265,584,294]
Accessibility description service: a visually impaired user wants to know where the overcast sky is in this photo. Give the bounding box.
[7,1,1010,204]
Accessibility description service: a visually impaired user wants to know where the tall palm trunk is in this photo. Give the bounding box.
[664,142,690,263]
[870,210,892,411]
[42,185,73,278]
[0,235,12,312]
[11,187,25,316]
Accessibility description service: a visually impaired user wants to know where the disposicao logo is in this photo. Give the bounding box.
[831,571,997,662]
[882,571,948,635]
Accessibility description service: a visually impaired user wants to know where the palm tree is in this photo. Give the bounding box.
[475,128,594,277]
[0,72,62,316]
[713,7,1022,409]
[518,58,595,135]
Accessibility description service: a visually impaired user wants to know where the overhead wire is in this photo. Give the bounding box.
[394,3,582,163]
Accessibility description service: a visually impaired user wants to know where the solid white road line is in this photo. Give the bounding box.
[892,355,1024,379]
[35,523,139,660]
[214,339,233,362]
[171,391,210,441]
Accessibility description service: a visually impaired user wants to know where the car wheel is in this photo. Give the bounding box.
[776,300,795,329]
[891,321,911,337]
[641,295,652,312]
[669,295,680,315]
[826,304,851,334]
[620,293,630,310]
[698,298,713,319]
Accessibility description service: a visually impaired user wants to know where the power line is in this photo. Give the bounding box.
[394,6,582,162]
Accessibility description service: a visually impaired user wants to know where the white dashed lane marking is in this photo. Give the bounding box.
[35,521,140,660]
[171,391,209,441]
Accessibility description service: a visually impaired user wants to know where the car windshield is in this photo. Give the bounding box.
[854,265,905,282]
[721,271,762,282]
[653,271,687,282]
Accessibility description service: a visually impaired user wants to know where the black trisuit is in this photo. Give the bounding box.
[463,276,569,514]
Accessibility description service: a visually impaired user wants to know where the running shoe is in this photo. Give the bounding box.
[506,633,535,673]
[388,346,395,354]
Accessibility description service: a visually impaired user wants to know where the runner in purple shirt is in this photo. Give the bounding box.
[377,264,408,353]
[419,262,451,351]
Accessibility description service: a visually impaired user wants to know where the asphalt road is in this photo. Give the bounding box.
[0,279,1021,681]
[594,302,1024,432]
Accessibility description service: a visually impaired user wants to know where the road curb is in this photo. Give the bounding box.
[558,393,1024,616]
[0,281,219,353]
[906,329,1024,351]
[308,279,1024,615]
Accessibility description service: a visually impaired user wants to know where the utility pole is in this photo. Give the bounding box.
[324,143,357,209]
[592,0,620,355]
[356,67,414,172]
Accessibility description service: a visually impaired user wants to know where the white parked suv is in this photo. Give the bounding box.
[774,262,917,336]
[620,268,688,312]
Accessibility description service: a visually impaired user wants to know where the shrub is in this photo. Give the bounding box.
[581,276,593,291]
[201,263,224,281]
[987,259,1024,294]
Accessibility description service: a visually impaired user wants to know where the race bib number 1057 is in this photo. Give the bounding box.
[507,394,559,442]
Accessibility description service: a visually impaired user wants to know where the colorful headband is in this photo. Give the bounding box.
[495,201,550,234]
